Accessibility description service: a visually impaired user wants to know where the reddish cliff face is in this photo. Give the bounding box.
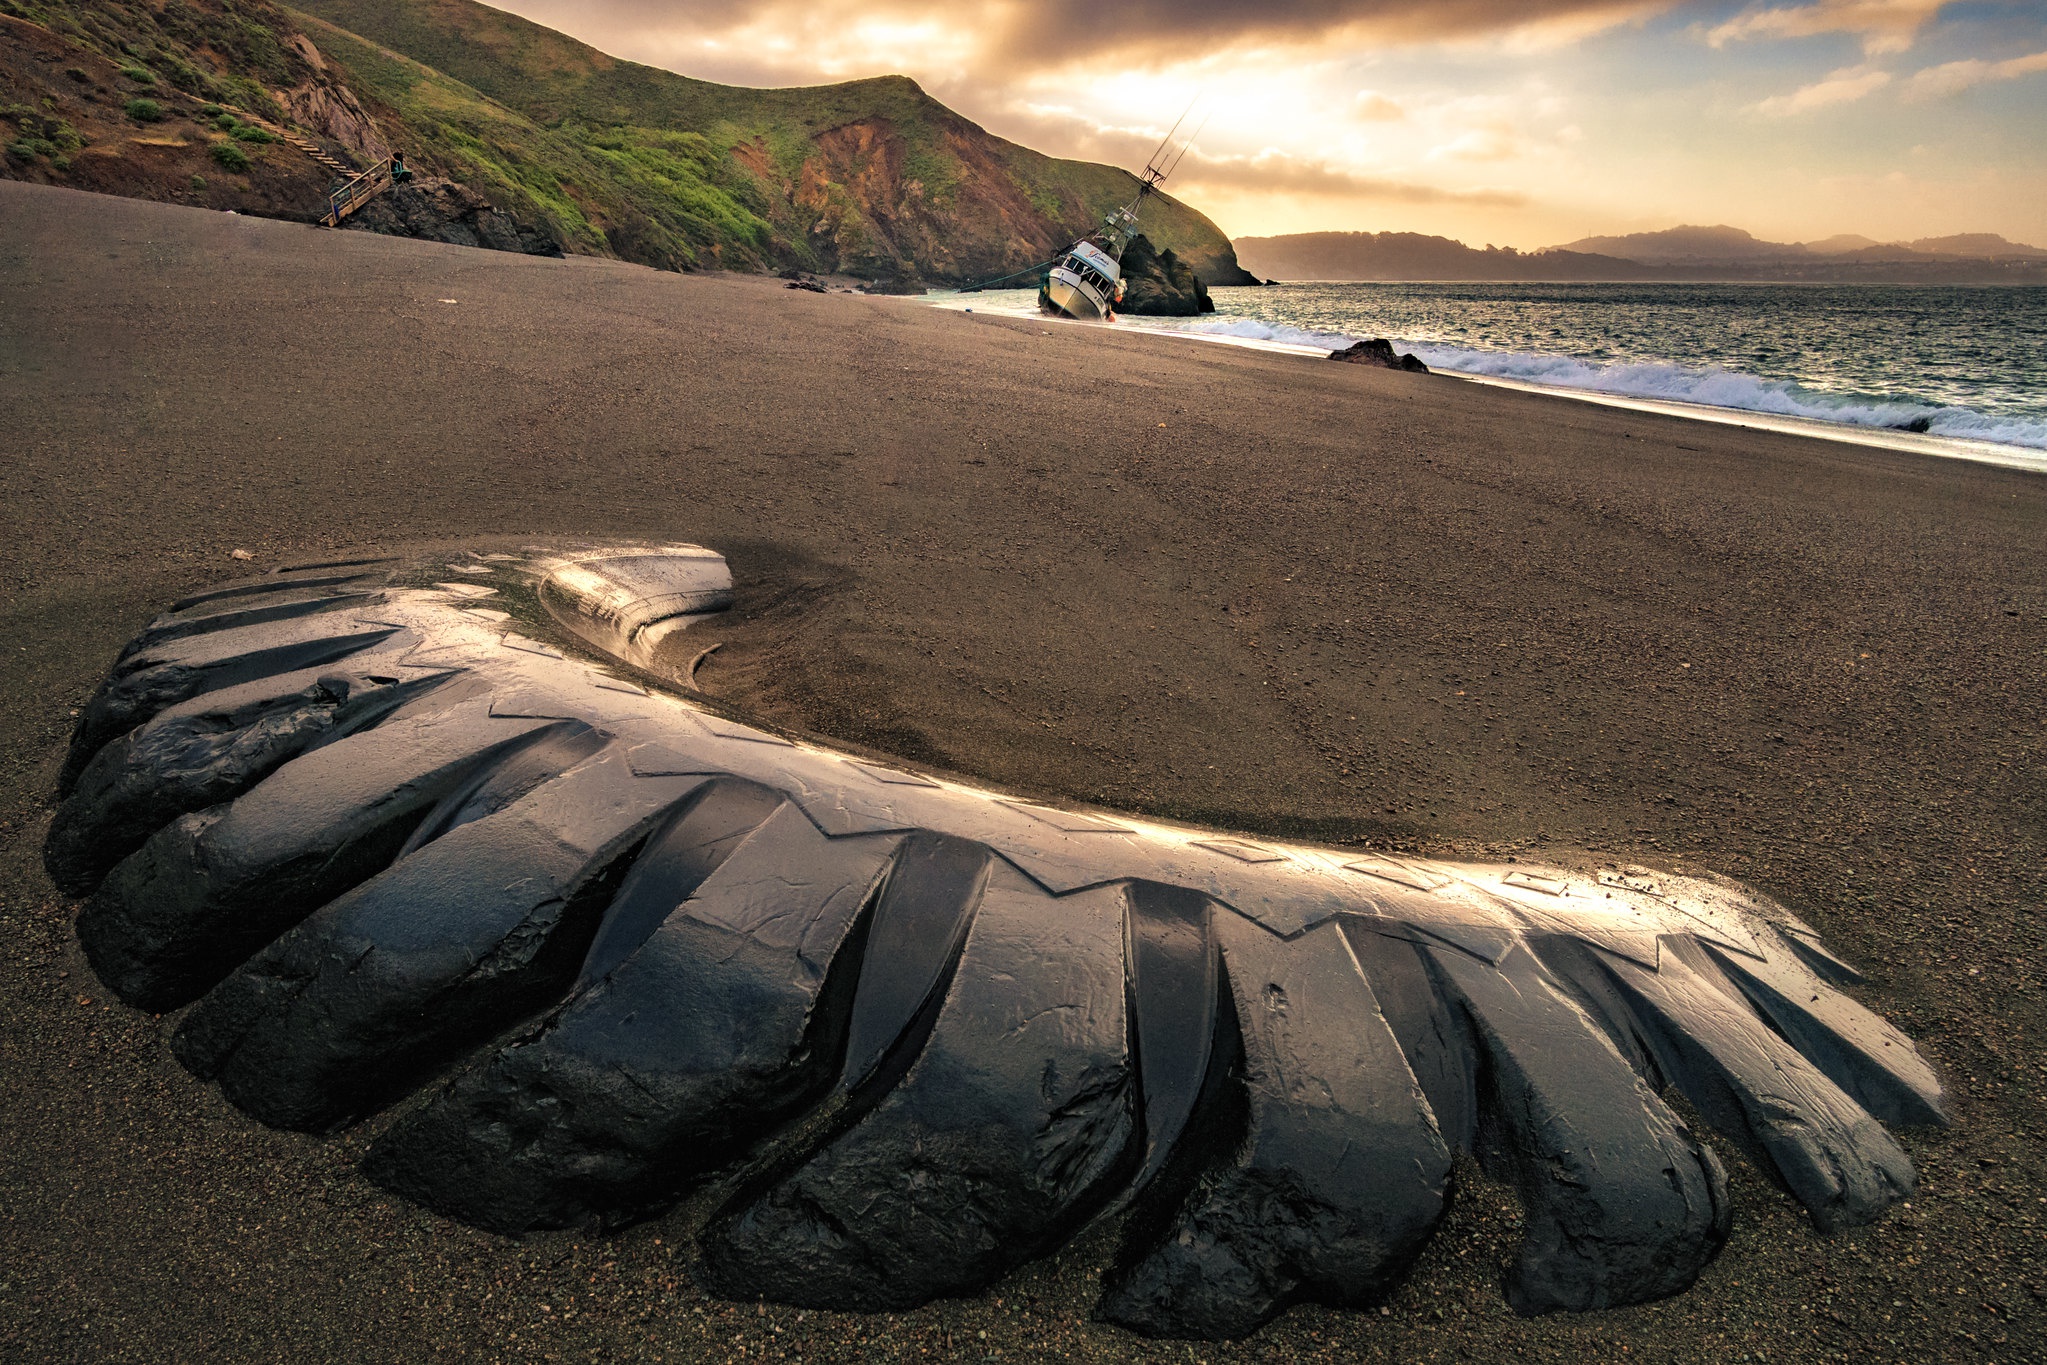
[778,117,1079,285]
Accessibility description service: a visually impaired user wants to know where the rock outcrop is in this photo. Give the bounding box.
[278,53,387,166]
[1116,234,1214,317]
[1329,339,1429,372]
[343,177,562,257]
[853,274,927,295]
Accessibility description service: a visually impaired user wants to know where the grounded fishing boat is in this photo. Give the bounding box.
[1041,236,1128,321]
[1039,116,1198,322]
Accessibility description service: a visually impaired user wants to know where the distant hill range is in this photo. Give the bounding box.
[1555,224,2047,265]
[1238,225,2047,285]
[0,0,1254,285]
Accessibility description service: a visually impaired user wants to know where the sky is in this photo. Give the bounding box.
[490,0,2047,249]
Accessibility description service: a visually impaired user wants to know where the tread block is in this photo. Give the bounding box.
[697,867,1134,1309]
[575,777,791,986]
[1101,916,1452,1338]
[61,620,407,794]
[1703,936,1945,1128]
[1122,881,1223,1197]
[168,569,388,614]
[75,698,568,1011]
[1600,949,1915,1233]
[834,832,992,1098]
[1343,921,1480,1155]
[119,589,386,662]
[171,746,709,1130]
[1429,942,1730,1313]
[47,666,451,896]
[364,798,887,1231]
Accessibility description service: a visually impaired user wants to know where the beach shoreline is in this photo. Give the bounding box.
[927,288,2047,475]
[1433,370,2047,474]
[2,181,2042,1364]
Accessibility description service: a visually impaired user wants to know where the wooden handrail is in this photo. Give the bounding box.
[323,157,393,227]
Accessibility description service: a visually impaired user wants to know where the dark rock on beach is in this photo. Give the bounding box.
[1117,234,1215,317]
[1329,338,1429,372]
[343,177,564,258]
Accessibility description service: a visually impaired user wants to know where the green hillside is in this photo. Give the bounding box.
[286,0,1253,283]
[288,11,778,270]
[1,0,1250,282]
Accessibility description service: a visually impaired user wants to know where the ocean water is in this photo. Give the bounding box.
[943,282,2047,460]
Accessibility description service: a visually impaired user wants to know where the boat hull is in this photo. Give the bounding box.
[1042,275,1108,321]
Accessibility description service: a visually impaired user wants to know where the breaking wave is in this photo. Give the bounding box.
[1174,317,1357,352]
[1167,316,2047,452]
[1403,345,2047,450]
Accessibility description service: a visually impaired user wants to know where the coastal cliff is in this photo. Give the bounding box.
[0,0,1257,286]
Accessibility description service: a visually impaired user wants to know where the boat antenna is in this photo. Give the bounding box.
[1103,96,1203,253]
[1161,113,1209,178]
[1144,98,1197,177]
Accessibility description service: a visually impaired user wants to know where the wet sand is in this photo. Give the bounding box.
[1,180,2042,1363]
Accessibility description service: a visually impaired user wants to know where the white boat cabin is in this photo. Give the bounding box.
[1044,240,1123,321]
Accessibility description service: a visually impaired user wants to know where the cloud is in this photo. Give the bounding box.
[989,85,1543,211]
[1002,0,1665,57]
[502,0,1674,83]
[1905,47,2047,99]
[989,106,1530,206]
[1707,0,1949,55]
[1353,91,1407,121]
[1172,148,1528,204]
[1751,65,1892,114]
[1427,129,1522,161]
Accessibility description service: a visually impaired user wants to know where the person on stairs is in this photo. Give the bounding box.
[391,150,414,185]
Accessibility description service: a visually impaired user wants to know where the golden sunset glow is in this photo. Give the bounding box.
[496,0,2047,248]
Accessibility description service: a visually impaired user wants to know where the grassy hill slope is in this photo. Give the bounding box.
[288,10,777,270]
[0,0,1251,284]
[0,1,360,225]
[288,0,1251,284]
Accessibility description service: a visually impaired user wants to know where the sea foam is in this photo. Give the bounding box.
[1169,317,2047,452]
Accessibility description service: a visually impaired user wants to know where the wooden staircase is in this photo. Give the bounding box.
[214,104,396,226]
[277,129,351,177]
[320,158,393,227]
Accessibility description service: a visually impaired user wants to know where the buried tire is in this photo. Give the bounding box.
[48,543,1946,1338]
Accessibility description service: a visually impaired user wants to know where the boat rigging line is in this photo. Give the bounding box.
[958,252,1070,293]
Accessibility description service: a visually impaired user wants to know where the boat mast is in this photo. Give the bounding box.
[1100,105,1205,257]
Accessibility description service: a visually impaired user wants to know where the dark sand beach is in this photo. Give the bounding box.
[1,180,2041,1363]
